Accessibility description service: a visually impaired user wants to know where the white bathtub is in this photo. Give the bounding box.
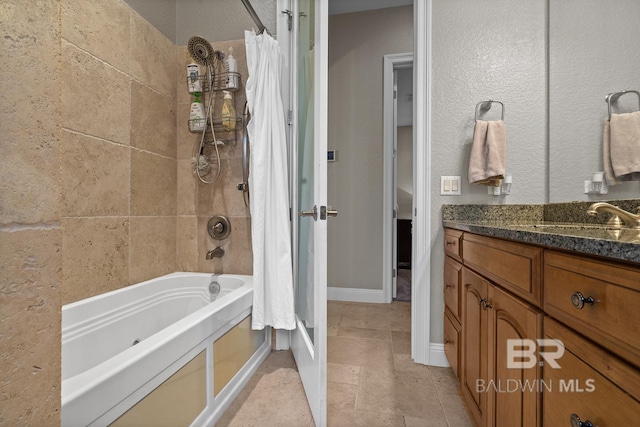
[62,273,270,427]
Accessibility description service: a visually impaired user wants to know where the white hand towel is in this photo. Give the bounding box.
[603,119,638,185]
[610,111,640,177]
[468,120,506,186]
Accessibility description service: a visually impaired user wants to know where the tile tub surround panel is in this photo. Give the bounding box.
[61,40,131,145]
[130,149,177,216]
[60,130,130,217]
[0,229,61,425]
[130,81,177,158]
[61,0,131,73]
[61,217,130,304]
[129,216,177,284]
[130,10,177,99]
[176,215,198,272]
[1,0,61,225]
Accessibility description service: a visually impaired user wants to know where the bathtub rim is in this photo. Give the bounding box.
[61,273,257,427]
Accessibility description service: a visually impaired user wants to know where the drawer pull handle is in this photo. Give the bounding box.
[571,292,595,309]
[570,413,593,427]
[445,283,453,289]
[445,241,456,246]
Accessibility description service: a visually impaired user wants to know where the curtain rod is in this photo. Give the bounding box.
[240,0,269,35]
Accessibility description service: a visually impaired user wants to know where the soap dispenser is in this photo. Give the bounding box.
[189,92,206,132]
[221,91,236,131]
[225,47,238,89]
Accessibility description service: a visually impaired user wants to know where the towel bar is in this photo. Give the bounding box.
[605,90,640,120]
[475,100,504,121]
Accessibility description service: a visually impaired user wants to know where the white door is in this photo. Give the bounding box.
[290,0,330,426]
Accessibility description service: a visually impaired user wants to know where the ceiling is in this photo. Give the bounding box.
[329,0,413,16]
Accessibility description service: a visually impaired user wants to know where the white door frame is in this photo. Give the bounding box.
[383,52,413,305]
[381,0,433,368]
[412,0,433,365]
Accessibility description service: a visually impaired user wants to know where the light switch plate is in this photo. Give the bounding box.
[441,176,461,195]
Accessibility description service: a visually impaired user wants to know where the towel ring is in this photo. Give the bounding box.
[475,100,505,121]
[605,90,640,120]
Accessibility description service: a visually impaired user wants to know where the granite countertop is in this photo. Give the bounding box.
[442,200,640,264]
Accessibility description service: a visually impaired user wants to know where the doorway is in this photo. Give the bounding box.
[383,53,414,304]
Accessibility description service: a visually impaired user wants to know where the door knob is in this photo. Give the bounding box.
[299,205,318,220]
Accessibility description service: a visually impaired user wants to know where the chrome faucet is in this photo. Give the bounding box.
[586,203,640,230]
[206,247,225,259]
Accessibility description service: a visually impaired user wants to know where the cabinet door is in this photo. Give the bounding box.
[461,267,488,426]
[444,256,463,321]
[544,318,640,426]
[487,286,542,427]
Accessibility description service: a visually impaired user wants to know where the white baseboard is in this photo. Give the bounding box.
[429,343,450,367]
[327,287,386,303]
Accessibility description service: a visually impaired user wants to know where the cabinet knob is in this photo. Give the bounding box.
[570,413,594,427]
[478,298,493,310]
[571,291,595,309]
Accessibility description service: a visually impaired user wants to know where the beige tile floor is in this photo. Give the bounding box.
[217,301,473,427]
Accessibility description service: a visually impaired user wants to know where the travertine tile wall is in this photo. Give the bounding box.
[176,40,253,275]
[1,0,184,424]
[2,1,251,423]
[1,1,62,424]
[60,0,178,303]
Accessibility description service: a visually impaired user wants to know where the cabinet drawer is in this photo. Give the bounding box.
[444,228,463,261]
[544,251,640,367]
[463,233,542,306]
[544,318,640,426]
[444,310,461,379]
[444,256,463,320]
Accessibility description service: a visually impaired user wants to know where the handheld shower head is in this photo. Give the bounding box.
[188,36,215,65]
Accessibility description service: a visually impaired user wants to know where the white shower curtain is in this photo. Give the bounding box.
[245,30,296,330]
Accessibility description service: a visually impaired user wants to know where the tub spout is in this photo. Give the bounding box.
[586,203,640,230]
[206,247,225,259]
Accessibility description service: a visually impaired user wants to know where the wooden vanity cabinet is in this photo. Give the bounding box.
[543,318,640,425]
[461,267,542,427]
[446,227,640,427]
[444,249,463,378]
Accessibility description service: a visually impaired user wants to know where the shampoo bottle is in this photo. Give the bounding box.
[189,92,206,132]
[187,63,202,93]
[221,91,236,131]
[225,47,238,89]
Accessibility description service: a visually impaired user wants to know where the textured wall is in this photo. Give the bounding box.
[328,6,413,290]
[176,40,253,276]
[430,0,547,341]
[549,0,640,201]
